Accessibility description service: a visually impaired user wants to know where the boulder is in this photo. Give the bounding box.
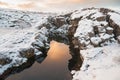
[88,32,95,37]
[53,17,66,27]
[90,37,102,47]
[96,16,106,21]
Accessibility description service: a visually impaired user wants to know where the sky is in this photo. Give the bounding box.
[0,0,119,12]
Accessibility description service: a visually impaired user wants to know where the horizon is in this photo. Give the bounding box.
[0,0,120,12]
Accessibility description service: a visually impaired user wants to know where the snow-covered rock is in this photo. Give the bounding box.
[69,8,120,80]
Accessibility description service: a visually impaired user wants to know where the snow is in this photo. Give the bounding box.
[0,9,54,75]
[0,8,51,29]
[74,19,94,38]
[71,8,106,21]
[106,27,113,30]
[74,18,109,49]
[90,37,102,45]
[108,12,120,26]
[99,33,113,41]
[71,9,99,20]
[0,27,49,74]
[72,45,120,80]
[71,8,120,80]
[91,12,104,19]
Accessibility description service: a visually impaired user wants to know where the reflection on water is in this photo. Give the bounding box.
[6,41,72,80]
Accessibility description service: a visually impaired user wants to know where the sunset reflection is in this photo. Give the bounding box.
[6,40,72,80]
[48,40,70,60]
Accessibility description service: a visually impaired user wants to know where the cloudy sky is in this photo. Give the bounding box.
[0,0,119,12]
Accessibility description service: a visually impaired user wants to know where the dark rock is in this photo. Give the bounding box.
[0,58,12,65]
[68,18,82,36]
[109,18,120,37]
[68,25,77,36]
[19,48,34,58]
[117,36,120,43]
[116,27,120,36]
[88,32,95,37]
[93,26,99,34]
[72,38,80,48]
[70,18,81,27]
[52,17,66,27]
[100,8,114,14]
[96,16,106,21]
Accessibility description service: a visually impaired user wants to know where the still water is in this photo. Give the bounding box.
[6,41,72,80]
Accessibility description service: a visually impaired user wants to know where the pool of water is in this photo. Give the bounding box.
[6,41,72,80]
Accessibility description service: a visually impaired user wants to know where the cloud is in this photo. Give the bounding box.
[0,1,8,6]
[68,0,85,4]
[17,2,36,9]
[0,0,119,12]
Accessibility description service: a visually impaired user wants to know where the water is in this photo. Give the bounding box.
[6,41,72,80]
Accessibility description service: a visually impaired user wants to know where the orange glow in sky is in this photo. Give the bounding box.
[17,2,36,9]
[70,0,83,3]
[0,0,119,12]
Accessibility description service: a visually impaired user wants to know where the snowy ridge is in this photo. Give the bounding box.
[0,8,51,29]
